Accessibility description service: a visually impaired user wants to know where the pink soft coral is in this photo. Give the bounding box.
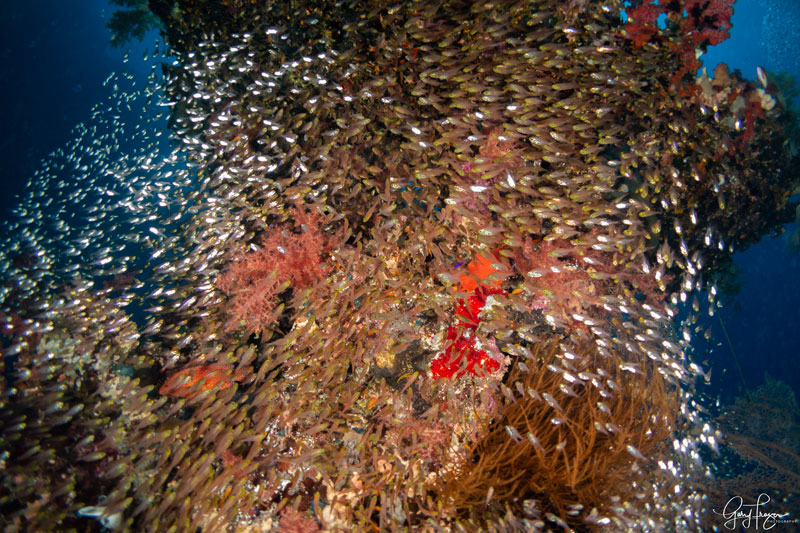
[217,204,332,336]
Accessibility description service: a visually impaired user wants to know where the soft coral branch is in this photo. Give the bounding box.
[682,0,734,47]
[217,204,333,336]
[625,3,665,49]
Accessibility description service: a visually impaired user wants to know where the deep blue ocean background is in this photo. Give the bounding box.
[0,0,798,403]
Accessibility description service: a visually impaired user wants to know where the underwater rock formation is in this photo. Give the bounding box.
[1,0,798,531]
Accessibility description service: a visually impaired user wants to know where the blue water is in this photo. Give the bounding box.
[0,0,798,402]
[0,0,156,219]
[699,0,800,403]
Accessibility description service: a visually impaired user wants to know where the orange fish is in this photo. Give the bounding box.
[159,364,246,398]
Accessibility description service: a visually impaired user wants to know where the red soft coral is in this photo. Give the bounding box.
[431,251,507,380]
[625,3,665,49]
[683,0,734,46]
[625,0,734,48]
[430,286,506,379]
[217,204,332,336]
[623,0,735,89]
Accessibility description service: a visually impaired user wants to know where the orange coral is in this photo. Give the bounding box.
[459,251,504,293]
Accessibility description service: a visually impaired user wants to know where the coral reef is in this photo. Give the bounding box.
[436,338,683,529]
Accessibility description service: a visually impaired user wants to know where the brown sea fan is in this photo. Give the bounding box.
[436,338,680,529]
